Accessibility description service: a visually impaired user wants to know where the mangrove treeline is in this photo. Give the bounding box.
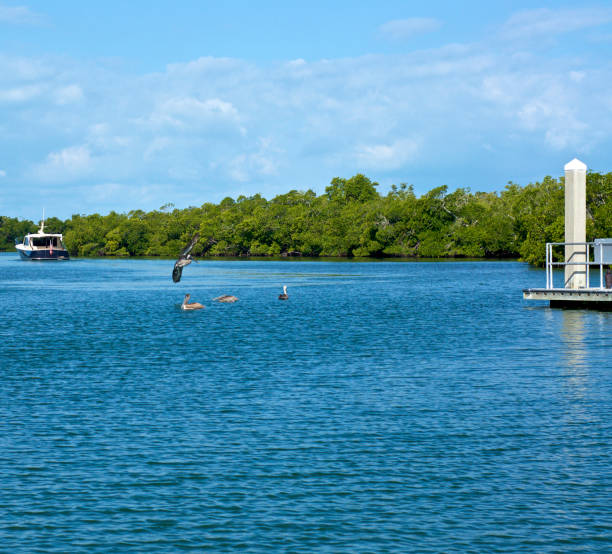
[1,172,611,265]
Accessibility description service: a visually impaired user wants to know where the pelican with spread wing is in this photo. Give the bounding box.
[172,233,200,283]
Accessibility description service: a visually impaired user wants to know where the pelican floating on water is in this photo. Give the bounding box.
[213,295,239,303]
[181,294,205,310]
[173,233,200,283]
[278,285,289,300]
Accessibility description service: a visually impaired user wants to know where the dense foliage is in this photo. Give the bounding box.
[2,172,611,265]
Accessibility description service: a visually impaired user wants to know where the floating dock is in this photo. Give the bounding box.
[523,159,612,310]
[523,287,612,310]
[523,240,612,310]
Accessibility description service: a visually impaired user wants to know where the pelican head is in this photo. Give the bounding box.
[182,293,205,310]
[278,285,289,300]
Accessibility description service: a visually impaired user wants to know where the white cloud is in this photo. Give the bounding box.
[149,96,242,133]
[354,139,420,171]
[287,58,306,67]
[0,4,43,25]
[501,7,612,39]
[32,145,92,182]
[545,124,589,151]
[87,123,130,152]
[569,71,585,83]
[3,5,612,218]
[16,45,609,186]
[0,169,6,177]
[89,182,124,202]
[48,146,91,171]
[55,182,187,216]
[88,182,167,203]
[143,136,172,160]
[54,84,83,105]
[228,138,281,182]
[0,84,43,102]
[378,18,442,40]
[165,56,246,78]
[0,54,51,80]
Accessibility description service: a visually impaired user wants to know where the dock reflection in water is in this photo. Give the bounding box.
[560,310,588,370]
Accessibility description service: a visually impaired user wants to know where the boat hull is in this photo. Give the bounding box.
[18,248,70,260]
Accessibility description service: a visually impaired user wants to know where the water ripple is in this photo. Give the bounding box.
[0,255,611,552]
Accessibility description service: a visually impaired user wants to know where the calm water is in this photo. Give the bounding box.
[1,254,610,552]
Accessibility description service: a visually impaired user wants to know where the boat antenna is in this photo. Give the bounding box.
[39,208,45,233]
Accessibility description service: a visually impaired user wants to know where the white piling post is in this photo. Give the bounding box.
[564,158,587,289]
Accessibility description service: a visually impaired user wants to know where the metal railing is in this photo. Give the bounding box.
[545,241,608,289]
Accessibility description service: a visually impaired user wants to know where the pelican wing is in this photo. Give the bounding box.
[180,232,200,258]
[173,233,199,282]
[172,262,183,283]
[213,295,238,303]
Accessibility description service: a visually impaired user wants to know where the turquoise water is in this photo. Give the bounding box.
[1,253,611,552]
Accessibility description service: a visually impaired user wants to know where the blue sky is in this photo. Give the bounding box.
[1,1,612,220]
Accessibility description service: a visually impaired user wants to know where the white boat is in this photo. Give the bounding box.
[15,215,69,260]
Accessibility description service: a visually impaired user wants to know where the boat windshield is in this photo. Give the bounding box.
[31,237,63,248]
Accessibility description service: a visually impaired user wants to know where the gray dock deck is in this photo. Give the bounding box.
[523,288,612,310]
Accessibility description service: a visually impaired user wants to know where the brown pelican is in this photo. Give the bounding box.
[173,233,200,283]
[278,285,288,300]
[181,294,205,310]
[213,295,239,303]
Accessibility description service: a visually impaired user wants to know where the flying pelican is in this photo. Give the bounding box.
[278,285,289,300]
[172,233,200,283]
[181,294,205,310]
[213,295,239,303]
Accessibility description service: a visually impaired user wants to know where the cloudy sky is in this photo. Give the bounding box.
[1,0,611,220]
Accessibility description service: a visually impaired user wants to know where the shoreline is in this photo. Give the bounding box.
[0,250,521,263]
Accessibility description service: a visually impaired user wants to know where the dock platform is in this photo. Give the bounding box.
[524,160,612,310]
[523,288,612,310]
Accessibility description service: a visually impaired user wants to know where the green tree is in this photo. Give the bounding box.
[2,170,610,264]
